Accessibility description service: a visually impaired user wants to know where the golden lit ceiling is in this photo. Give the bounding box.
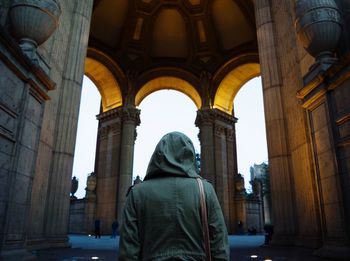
[88,0,259,114]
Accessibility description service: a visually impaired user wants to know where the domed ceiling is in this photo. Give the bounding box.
[89,0,257,75]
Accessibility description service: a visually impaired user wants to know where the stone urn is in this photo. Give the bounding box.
[295,0,342,66]
[9,0,61,62]
[71,176,79,198]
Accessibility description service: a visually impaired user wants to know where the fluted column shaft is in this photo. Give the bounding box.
[254,0,296,244]
[196,108,237,233]
[117,107,140,223]
[44,0,93,243]
[196,109,215,184]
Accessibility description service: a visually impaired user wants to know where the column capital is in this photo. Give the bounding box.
[195,108,215,127]
[96,107,140,126]
[196,108,237,127]
[121,107,140,126]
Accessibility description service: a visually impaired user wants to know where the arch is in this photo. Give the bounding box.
[135,76,202,109]
[214,63,260,114]
[85,57,123,112]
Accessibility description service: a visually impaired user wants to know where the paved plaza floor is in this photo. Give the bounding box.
[35,234,323,260]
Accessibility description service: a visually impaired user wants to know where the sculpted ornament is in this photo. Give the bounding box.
[10,0,61,63]
[295,0,342,68]
[121,108,141,125]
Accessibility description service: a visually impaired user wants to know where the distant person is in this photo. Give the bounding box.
[264,224,274,245]
[133,175,142,185]
[237,220,244,235]
[111,220,119,238]
[94,218,101,239]
[119,132,229,260]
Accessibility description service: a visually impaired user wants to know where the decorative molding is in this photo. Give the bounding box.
[214,124,225,136]
[196,108,237,129]
[226,128,235,141]
[0,26,56,98]
[195,108,214,127]
[98,126,109,139]
[121,107,141,125]
[110,122,121,135]
[96,107,123,122]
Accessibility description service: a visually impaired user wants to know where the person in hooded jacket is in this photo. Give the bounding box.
[119,132,229,261]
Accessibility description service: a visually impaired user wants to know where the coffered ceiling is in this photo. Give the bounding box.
[89,0,258,75]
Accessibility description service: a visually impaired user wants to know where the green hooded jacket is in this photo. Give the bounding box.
[119,132,229,260]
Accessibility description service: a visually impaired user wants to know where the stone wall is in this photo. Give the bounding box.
[255,0,350,256]
[245,199,264,233]
[0,0,94,256]
[270,0,321,247]
[0,26,55,259]
[69,199,87,234]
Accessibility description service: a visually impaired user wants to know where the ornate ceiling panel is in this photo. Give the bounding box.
[89,0,258,75]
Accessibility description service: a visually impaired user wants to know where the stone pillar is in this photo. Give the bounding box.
[254,0,297,244]
[44,0,93,246]
[234,174,247,234]
[116,107,140,223]
[196,109,216,183]
[84,172,97,235]
[196,108,237,233]
[95,106,140,233]
[95,108,123,234]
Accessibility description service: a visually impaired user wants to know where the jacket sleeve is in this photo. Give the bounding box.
[206,182,230,260]
[118,189,140,260]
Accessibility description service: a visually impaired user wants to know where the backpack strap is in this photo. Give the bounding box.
[196,178,212,261]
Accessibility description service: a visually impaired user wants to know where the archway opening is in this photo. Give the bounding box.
[71,76,101,198]
[133,90,200,180]
[233,76,268,190]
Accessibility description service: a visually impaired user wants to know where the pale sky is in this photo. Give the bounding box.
[72,76,267,198]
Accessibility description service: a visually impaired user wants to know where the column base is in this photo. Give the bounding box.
[313,245,350,260]
[0,249,37,261]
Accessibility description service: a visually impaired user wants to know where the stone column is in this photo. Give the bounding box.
[95,108,123,234]
[44,0,93,246]
[116,107,140,223]
[95,106,140,233]
[254,0,297,244]
[195,109,216,183]
[234,174,246,233]
[196,108,237,233]
[84,172,97,235]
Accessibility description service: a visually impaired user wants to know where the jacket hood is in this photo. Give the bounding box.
[144,132,200,180]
